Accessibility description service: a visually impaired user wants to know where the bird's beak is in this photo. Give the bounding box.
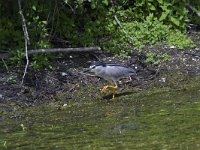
[82,68,92,73]
[80,67,96,76]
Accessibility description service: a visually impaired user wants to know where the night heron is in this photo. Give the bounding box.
[83,61,137,99]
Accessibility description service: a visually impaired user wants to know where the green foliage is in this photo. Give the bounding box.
[6,75,17,84]
[146,52,171,65]
[100,14,194,54]
[167,30,195,49]
[124,14,170,48]
[101,14,168,53]
[133,0,187,30]
[0,0,198,68]
[0,0,51,67]
[0,9,23,51]
[25,1,51,49]
[31,54,52,69]
[9,49,25,66]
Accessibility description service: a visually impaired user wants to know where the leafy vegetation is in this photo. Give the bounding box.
[167,30,195,49]
[146,52,171,65]
[0,0,199,68]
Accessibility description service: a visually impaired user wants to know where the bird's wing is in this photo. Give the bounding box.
[127,67,137,75]
[104,66,123,78]
[105,63,121,67]
[107,66,136,78]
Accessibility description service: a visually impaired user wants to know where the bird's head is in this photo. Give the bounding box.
[83,61,106,73]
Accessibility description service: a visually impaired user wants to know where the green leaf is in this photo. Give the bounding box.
[149,4,156,10]
[159,10,170,21]
[157,0,163,4]
[102,0,108,6]
[42,21,47,24]
[91,2,96,9]
[32,5,36,11]
[170,16,180,26]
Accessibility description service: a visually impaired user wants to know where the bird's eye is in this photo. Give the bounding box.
[90,65,96,69]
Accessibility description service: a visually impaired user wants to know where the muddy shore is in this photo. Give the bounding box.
[0,31,199,110]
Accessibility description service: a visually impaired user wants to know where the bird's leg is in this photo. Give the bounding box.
[112,93,115,99]
[101,85,118,99]
[101,85,109,93]
[101,80,118,92]
[111,82,118,99]
[101,85,116,93]
[100,81,118,99]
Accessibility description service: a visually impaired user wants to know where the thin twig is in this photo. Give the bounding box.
[114,15,134,41]
[1,58,9,71]
[110,0,134,44]
[186,3,200,17]
[18,0,30,85]
[62,0,75,14]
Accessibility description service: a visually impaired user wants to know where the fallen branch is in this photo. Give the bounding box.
[27,47,101,55]
[18,0,30,85]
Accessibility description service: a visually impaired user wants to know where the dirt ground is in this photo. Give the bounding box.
[0,30,200,108]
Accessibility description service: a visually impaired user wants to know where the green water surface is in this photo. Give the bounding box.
[0,76,200,149]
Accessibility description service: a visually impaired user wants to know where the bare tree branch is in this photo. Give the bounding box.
[18,0,30,85]
[27,47,101,55]
[186,3,200,17]
[110,0,134,44]
[114,15,134,41]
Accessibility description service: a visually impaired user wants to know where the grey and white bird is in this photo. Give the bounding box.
[83,61,137,99]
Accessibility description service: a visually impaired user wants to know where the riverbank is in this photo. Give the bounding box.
[0,30,199,110]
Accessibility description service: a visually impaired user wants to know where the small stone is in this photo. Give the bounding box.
[170,46,176,49]
[159,77,166,83]
[61,72,68,76]
[63,104,68,107]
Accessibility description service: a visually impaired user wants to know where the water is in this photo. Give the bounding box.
[0,76,200,149]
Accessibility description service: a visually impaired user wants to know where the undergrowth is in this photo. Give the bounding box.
[0,0,197,68]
